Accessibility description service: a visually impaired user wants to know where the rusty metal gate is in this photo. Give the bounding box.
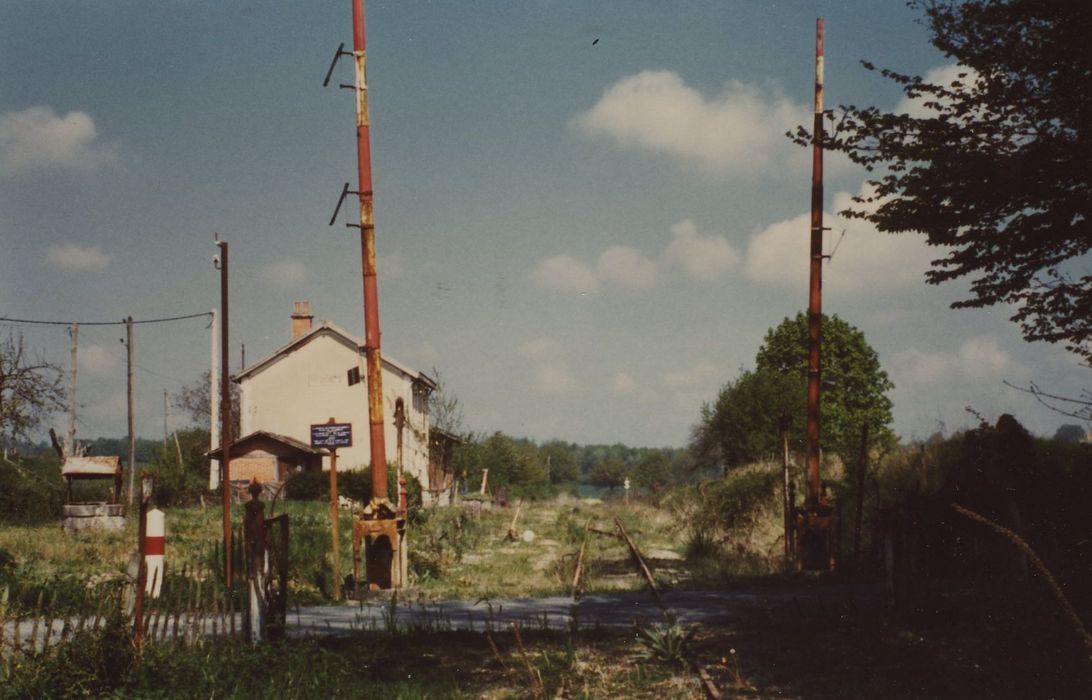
[264,514,289,640]
[242,482,289,642]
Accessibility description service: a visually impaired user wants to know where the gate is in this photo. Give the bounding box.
[243,482,289,641]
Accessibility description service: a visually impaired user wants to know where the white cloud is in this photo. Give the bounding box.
[533,255,599,294]
[47,243,112,271]
[520,337,576,393]
[663,219,739,281]
[80,344,120,376]
[957,336,1013,377]
[892,336,1018,385]
[572,70,807,174]
[744,184,935,293]
[535,218,743,294]
[612,371,637,395]
[0,107,117,174]
[259,259,309,287]
[895,64,979,119]
[597,245,658,289]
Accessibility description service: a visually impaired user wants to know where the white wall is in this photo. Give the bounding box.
[238,331,430,493]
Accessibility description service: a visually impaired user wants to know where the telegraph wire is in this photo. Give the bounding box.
[0,311,212,327]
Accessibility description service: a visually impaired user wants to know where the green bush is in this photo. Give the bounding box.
[0,454,64,524]
[285,468,328,501]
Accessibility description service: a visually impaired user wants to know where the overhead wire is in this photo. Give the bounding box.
[0,311,212,327]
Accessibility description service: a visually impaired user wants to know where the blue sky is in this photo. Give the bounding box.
[1,1,1086,447]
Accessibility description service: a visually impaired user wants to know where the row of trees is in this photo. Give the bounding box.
[448,432,695,499]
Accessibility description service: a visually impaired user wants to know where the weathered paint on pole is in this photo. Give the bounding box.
[351,0,388,501]
[806,18,824,510]
[218,239,233,588]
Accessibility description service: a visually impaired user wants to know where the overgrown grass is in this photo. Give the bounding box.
[0,494,698,612]
[3,618,701,699]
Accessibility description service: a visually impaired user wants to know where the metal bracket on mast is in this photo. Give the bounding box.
[328,182,362,228]
[322,43,356,90]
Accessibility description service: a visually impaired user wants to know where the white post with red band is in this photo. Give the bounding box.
[145,507,165,598]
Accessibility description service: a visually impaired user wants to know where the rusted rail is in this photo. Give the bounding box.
[613,518,664,612]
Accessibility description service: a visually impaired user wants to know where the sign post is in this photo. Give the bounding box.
[312,419,352,600]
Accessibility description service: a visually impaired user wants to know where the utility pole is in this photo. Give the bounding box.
[126,317,135,507]
[209,307,220,490]
[216,239,233,588]
[800,17,833,570]
[66,323,78,459]
[163,390,169,448]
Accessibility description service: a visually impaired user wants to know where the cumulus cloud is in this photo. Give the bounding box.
[535,220,740,294]
[0,107,117,174]
[47,243,112,271]
[259,259,309,287]
[895,64,979,119]
[80,344,120,376]
[534,255,599,294]
[597,245,658,289]
[892,336,1019,385]
[572,70,807,174]
[520,337,576,393]
[744,184,936,293]
[663,219,739,281]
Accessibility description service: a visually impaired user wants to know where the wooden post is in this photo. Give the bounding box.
[329,446,341,600]
[66,323,77,458]
[133,475,152,647]
[126,317,135,507]
[217,239,232,588]
[780,413,793,567]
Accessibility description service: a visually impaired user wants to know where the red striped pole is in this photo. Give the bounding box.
[351,0,388,503]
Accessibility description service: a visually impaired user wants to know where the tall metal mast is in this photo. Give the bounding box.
[352,0,389,502]
[806,18,824,511]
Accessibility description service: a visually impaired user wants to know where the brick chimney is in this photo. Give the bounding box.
[290,301,313,339]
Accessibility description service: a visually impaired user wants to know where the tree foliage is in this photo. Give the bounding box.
[588,457,627,491]
[693,313,894,470]
[540,440,579,483]
[0,332,65,455]
[427,367,464,436]
[173,370,240,437]
[816,0,1092,360]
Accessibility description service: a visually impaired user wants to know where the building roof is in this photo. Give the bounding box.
[61,456,122,477]
[206,430,330,459]
[232,321,436,391]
